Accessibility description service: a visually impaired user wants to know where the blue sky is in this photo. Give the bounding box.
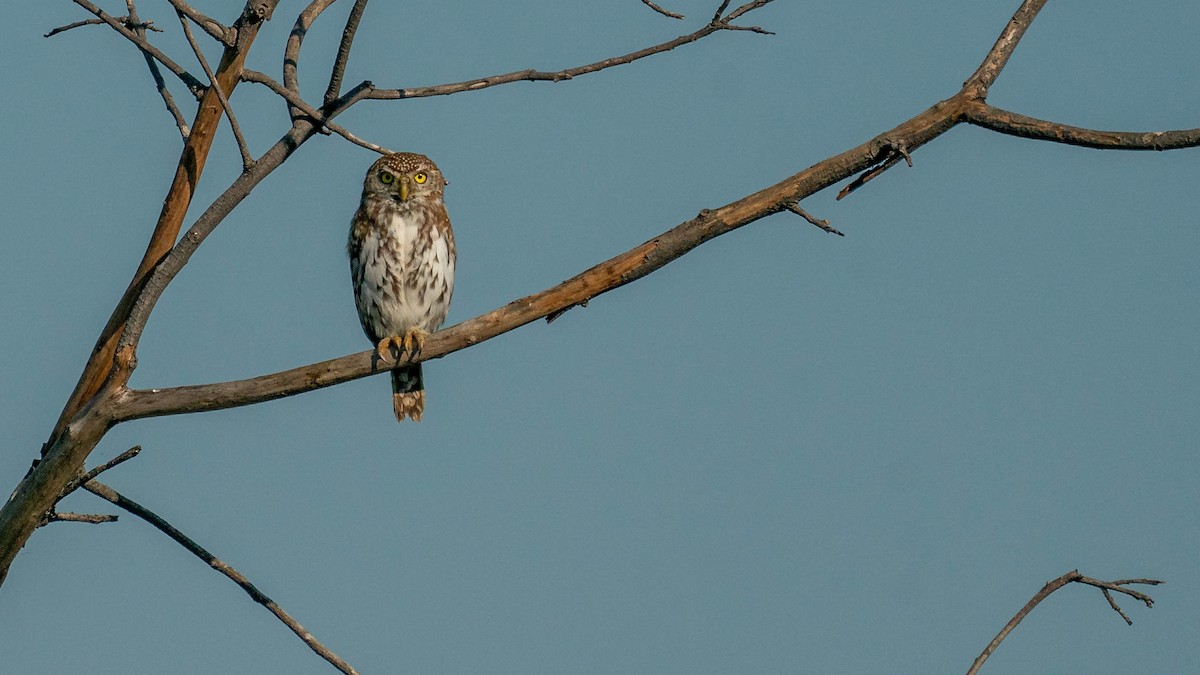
[2,1,1198,673]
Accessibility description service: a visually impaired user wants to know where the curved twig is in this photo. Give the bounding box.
[967,570,1162,675]
[366,1,774,100]
[641,0,684,20]
[83,480,359,675]
[965,101,1200,150]
[284,0,338,119]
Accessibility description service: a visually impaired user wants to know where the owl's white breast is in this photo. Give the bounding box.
[354,207,455,337]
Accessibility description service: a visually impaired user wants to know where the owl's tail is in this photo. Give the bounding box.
[391,364,425,422]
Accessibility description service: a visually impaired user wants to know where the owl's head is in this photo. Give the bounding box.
[362,152,446,204]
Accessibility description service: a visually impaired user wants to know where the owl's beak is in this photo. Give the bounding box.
[397,177,410,202]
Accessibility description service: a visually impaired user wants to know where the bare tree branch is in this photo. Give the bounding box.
[70,0,206,96]
[117,85,372,356]
[967,570,1162,675]
[44,15,160,39]
[365,1,775,100]
[0,1,283,588]
[963,0,1048,94]
[47,512,118,524]
[784,203,843,236]
[125,2,190,139]
[641,0,684,20]
[177,11,255,170]
[167,0,234,46]
[44,1,281,456]
[241,70,389,152]
[83,480,358,675]
[324,0,371,107]
[284,0,338,120]
[965,102,1200,150]
[68,445,142,496]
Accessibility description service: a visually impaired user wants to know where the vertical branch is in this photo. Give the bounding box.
[323,0,370,107]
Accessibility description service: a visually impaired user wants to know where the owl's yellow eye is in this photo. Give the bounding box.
[413,172,428,184]
[379,171,395,184]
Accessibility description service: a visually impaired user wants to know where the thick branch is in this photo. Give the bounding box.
[83,480,358,675]
[966,101,1200,150]
[963,0,1048,95]
[967,570,1162,675]
[366,1,773,100]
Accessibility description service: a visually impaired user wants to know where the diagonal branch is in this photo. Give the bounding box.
[117,84,372,356]
[366,0,774,100]
[967,570,1162,675]
[125,1,190,139]
[71,0,206,96]
[167,0,234,46]
[241,70,389,153]
[83,480,358,675]
[177,11,255,170]
[963,0,1049,94]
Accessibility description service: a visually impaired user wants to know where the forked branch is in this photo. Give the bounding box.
[967,570,1162,674]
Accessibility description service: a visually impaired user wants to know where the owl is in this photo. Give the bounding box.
[348,152,456,422]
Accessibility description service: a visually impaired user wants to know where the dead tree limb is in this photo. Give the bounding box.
[967,570,1163,674]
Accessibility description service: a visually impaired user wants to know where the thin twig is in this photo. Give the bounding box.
[83,480,359,675]
[966,570,1162,675]
[71,0,206,97]
[167,0,234,46]
[125,1,190,139]
[45,16,160,38]
[368,0,774,100]
[178,12,254,170]
[47,512,118,524]
[324,0,371,107]
[641,0,684,20]
[241,70,390,153]
[73,445,142,493]
[784,203,843,236]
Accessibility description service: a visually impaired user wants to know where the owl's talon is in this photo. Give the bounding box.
[375,336,405,362]
[402,328,428,362]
